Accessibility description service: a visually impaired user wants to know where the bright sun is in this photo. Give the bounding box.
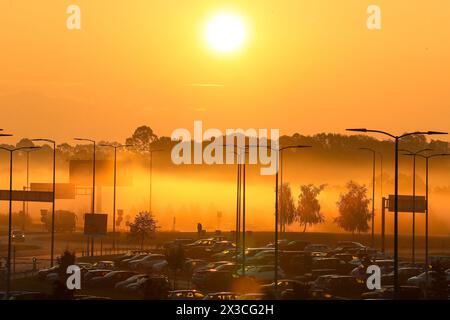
[205,13,246,53]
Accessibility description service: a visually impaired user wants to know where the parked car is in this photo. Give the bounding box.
[74,295,112,300]
[215,262,242,273]
[265,239,290,249]
[92,261,115,270]
[9,291,49,300]
[407,270,450,289]
[241,265,285,283]
[245,250,275,265]
[304,244,330,253]
[203,292,238,300]
[87,271,137,288]
[211,249,238,261]
[361,285,424,300]
[194,260,230,273]
[83,269,111,283]
[168,290,205,300]
[311,257,350,277]
[430,256,450,270]
[260,279,306,293]
[381,267,423,285]
[122,275,151,293]
[185,238,216,248]
[152,260,169,273]
[310,275,366,299]
[184,259,209,275]
[206,241,236,254]
[309,275,337,292]
[119,253,149,268]
[238,293,266,300]
[284,240,311,251]
[163,238,195,249]
[129,254,166,271]
[37,266,59,281]
[115,274,148,291]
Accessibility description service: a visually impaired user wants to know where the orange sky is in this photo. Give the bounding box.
[1,0,450,143]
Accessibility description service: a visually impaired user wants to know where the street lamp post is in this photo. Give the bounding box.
[74,138,96,256]
[31,138,57,266]
[399,148,432,263]
[403,152,450,297]
[224,145,250,276]
[0,146,40,299]
[99,144,133,251]
[359,147,377,248]
[346,128,447,299]
[235,161,241,264]
[273,145,311,297]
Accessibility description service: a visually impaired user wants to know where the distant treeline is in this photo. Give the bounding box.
[1,126,450,169]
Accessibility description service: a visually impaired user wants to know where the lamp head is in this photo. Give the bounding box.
[346,128,367,132]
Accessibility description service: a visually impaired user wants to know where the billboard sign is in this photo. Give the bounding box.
[30,183,76,199]
[0,190,53,202]
[388,195,426,213]
[84,213,108,236]
[69,160,133,187]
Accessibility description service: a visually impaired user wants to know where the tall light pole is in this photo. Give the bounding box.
[347,128,447,299]
[99,143,133,250]
[359,147,377,248]
[148,148,163,213]
[74,138,96,257]
[224,145,250,276]
[403,152,450,296]
[399,148,432,263]
[273,145,311,297]
[235,161,241,264]
[31,138,57,266]
[0,146,39,299]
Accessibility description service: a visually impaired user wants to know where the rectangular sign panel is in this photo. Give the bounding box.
[84,213,108,236]
[0,190,53,202]
[388,195,426,213]
[69,160,133,187]
[30,183,76,199]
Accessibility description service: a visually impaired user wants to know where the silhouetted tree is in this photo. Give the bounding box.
[335,181,371,235]
[125,125,158,153]
[16,138,34,148]
[296,184,326,232]
[279,183,296,232]
[129,211,158,249]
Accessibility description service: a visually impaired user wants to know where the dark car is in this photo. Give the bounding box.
[206,241,236,254]
[311,257,351,277]
[284,240,311,251]
[163,238,195,249]
[37,266,59,281]
[203,292,238,300]
[87,271,138,288]
[168,290,205,300]
[310,275,366,299]
[381,267,423,285]
[9,291,49,300]
[361,285,424,300]
[260,279,306,294]
[83,269,111,283]
[119,253,149,268]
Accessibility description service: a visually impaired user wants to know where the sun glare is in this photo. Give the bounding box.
[205,13,246,53]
